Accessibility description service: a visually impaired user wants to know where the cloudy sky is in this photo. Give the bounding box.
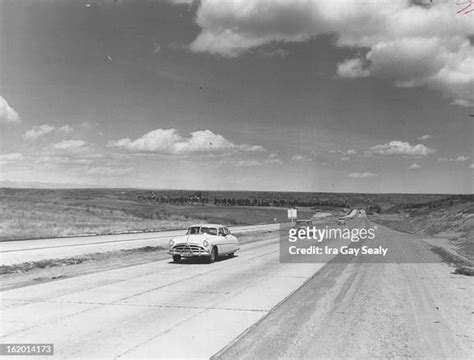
[0,0,473,193]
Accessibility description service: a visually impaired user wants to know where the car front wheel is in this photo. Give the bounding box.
[208,247,217,263]
[173,255,181,263]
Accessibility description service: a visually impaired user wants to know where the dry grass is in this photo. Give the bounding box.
[0,188,314,241]
[0,197,194,240]
[372,202,474,263]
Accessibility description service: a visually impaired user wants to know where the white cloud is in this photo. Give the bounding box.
[330,149,357,155]
[236,159,260,167]
[53,140,86,151]
[167,0,194,5]
[348,172,378,178]
[57,124,73,134]
[367,140,435,156]
[408,163,421,169]
[438,155,470,162]
[23,125,56,140]
[291,154,312,162]
[341,156,351,161]
[240,144,266,152]
[337,58,370,79]
[108,128,264,155]
[85,166,132,176]
[469,163,474,169]
[0,153,23,161]
[189,0,474,106]
[418,134,431,140]
[23,124,75,140]
[0,96,20,123]
[456,155,470,162]
[266,158,283,165]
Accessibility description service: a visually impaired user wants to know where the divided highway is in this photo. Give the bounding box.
[1,216,471,359]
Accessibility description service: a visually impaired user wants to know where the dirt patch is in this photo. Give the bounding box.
[429,245,474,276]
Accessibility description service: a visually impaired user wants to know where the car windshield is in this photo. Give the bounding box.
[201,227,217,235]
[186,226,218,236]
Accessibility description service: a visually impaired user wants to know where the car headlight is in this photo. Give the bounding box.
[203,240,209,248]
[169,239,174,247]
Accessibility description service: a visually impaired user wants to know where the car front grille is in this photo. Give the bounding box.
[172,244,205,253]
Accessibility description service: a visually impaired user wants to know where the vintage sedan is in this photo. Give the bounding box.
[168,224,240,263]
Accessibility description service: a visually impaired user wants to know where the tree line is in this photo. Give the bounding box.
[137,192,349,208]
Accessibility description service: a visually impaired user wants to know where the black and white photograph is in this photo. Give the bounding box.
[0,0,473,358]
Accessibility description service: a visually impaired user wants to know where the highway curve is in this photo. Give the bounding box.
[215,221,473,359]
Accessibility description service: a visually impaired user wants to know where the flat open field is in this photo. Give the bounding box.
[0,188,469,241]
[0,188,318,240]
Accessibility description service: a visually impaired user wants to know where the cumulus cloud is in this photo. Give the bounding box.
[85,166,132,176]
[291,154,312,162]
[348,172,378,178]
[23,124,75,140]
[0,153,23,161]
[367,140,435,156]
[167,0,194,5]
[337,58,370,79]
[438,155,470,162]
[408,163,421,169]
[108,128,265,155]
[23,125,56,140]
[418,134,431,140]
[0,96,20,123]
[189,0,474,106]
[331,149,357,155]
[236,159,260,167]
[53,140,86,151]
[57,124,73,134]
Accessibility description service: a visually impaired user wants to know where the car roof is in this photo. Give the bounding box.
[188,224,226,228]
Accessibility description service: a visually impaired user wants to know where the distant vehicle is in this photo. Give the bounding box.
[294,219,313,235]
[337,218,346,225]
[168,224,240,263]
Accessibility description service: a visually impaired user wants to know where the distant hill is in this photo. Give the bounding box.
[0,180,100,189]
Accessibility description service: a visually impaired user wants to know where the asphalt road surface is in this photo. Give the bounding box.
[0,224,279,266]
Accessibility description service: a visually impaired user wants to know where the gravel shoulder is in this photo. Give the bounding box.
[215,223,474,359]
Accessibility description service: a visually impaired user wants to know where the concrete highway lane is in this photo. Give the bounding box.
[0,237,326,359]
[0,223,279,266]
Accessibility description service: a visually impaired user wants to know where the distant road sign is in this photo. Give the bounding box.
[287,208,297,220]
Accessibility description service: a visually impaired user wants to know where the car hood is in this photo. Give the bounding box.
[172,234,211,246]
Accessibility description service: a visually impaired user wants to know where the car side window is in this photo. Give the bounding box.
[218,228,226,236]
